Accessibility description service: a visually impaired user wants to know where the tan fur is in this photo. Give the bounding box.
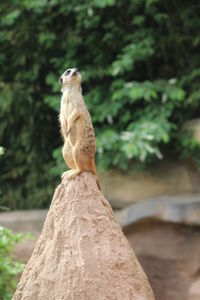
[59,68,100,190]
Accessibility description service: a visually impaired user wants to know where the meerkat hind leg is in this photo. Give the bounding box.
[62,170,73,179]
[67,144,85,179]
[62,141,75,168]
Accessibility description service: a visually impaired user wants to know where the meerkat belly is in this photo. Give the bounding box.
[69,117,84,146]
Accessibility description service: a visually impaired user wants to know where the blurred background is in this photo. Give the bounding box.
[0,0,200,299]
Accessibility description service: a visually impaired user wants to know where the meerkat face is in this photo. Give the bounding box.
[58,68,81,90]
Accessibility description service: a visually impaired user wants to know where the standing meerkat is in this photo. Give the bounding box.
[58,68,100,190]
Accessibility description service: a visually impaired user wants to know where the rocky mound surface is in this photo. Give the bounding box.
[13,172,154,300]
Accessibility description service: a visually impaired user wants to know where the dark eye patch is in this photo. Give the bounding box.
[65,70,71,76]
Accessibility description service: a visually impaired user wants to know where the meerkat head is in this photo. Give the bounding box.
[58,68,81,92]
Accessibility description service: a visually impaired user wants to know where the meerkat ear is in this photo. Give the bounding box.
[58,77,63,84]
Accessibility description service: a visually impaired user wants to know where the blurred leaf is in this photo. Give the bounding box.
[0,226,29,299]
[0,147,5,156]
[1,9,20,25]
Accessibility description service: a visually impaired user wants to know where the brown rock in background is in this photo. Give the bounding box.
[125,220,200,300]
[99,160,200,208]
[183,118,200,143]
[13,172,154,300]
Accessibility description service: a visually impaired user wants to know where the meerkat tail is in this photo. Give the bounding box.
[96,178,101,191]
[89,160,101,191]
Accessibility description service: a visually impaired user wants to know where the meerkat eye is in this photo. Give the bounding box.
[65,70,71,76]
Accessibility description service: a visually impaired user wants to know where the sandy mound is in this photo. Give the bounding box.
[13,172,154,300]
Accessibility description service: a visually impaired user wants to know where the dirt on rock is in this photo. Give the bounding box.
[13,172,154,300]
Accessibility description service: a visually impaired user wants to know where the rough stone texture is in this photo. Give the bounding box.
[99,160,200,208]
[13,172,154,300]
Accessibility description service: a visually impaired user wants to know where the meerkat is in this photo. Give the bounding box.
[58,67,101,190]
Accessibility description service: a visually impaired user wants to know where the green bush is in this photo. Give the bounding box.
[0,0,200,209]
[0,226,24,300]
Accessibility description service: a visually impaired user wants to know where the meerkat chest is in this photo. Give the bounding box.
[60,96,73,125]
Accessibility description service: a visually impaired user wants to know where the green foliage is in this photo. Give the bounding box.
[0,147,5,156]
[0,0,200,209]
[0,227,25,300]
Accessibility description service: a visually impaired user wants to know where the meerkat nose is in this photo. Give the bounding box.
[72,71,77,76]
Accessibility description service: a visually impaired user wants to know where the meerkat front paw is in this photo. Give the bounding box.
[62,171,69,179]
[66,169,81,179]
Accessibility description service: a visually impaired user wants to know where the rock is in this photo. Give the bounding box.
[115,194,200,227]
[0,210,47,235]
[183,118,200,143]
[124,220,200,300]
[189,278,200,300]
[99,159,200,208]
[13,172,154,300]
[1,199,200,299]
